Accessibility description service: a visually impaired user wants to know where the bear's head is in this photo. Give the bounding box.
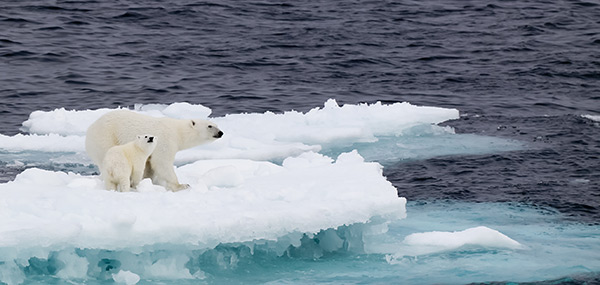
[189,119,224,143]
[135,134,157,155]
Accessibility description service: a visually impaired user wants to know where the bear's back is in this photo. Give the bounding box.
[99,111,179,145]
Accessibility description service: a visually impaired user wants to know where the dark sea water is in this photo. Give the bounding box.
[1,0,599,283]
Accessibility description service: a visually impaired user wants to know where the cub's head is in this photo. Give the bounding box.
[135,134,157,154]
[189,119,223,143]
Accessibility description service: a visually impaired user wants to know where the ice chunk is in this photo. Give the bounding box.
[582,114,600,122]
[316,228,345,252]
[0,260,25,285]
[144,254,194,279]
[54,250,89,279]
[387,226,523,261]
[0,134,85,153]
[214,99,459,146]
[134,102,212,119]
[21,107,116,136]
[403,226,522,249]
[112,270,140,285]
[162,102,212,119]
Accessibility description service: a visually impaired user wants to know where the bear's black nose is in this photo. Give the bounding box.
[148,136,154,143]
[214,131,223,138]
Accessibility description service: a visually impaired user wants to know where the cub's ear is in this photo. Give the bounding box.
[190,120,196,127]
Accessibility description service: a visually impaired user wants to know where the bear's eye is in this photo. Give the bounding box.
[208,125,213,129]
[191,120,196,126]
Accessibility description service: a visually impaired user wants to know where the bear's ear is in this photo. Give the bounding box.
[190,120,196,127]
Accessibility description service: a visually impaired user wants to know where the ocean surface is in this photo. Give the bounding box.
[1,0,599,284]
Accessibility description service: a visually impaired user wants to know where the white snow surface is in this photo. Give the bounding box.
[0,151,405,250]
[11,99,459,162]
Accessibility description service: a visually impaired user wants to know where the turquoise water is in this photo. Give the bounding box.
[322,125,524,165]
[5,201,597,284]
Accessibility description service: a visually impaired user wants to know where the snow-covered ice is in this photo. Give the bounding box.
[0,99,521,167]
[385,226,523,261]
[12,99,464,163]
[0,151,405,250]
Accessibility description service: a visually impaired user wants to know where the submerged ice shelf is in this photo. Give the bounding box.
[0,100,556,284]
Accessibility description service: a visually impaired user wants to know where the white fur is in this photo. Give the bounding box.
[102,134,157,192]
[86,110,223,191]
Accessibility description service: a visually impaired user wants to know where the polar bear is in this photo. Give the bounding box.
[86,110,223,191]
[102,134,157,192]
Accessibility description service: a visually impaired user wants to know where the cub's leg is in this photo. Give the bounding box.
[116,176,131,192]
[130,165,145,189]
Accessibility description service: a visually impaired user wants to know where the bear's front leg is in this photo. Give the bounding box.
[104,179,117,191]
[148,157,189,191]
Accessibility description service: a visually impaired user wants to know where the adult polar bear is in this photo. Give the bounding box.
[86,110,223,191]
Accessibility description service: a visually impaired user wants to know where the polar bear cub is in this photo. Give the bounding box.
[102,134,157,192]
